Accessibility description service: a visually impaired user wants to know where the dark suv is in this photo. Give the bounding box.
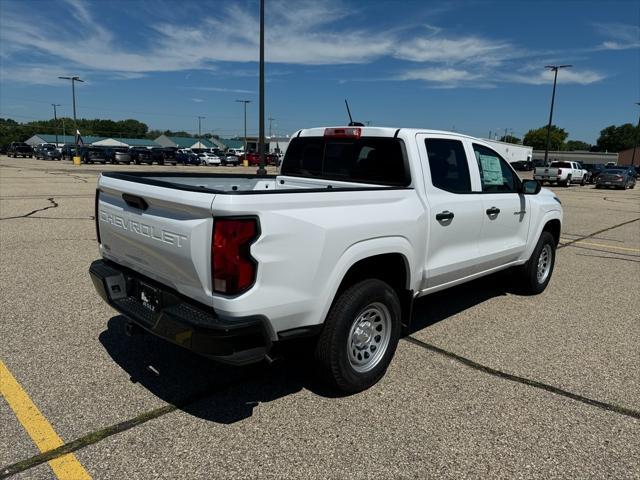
[35,143,61,160]
[8,142,33,158]
[82,147,110,164]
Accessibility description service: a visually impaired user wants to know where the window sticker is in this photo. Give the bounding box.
[479,154,503,185]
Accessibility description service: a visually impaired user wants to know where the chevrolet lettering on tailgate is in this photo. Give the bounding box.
[99,209,188,248]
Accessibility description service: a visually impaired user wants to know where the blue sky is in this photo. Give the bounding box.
[0,0,638,143]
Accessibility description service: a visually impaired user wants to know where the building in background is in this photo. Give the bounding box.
[617,147,638,166]
[26,134,106,147]
[482,138,533,164]
[532,150,618,165]
[154,135,219,150]
[92,137,158,147]
[26,134,160,148]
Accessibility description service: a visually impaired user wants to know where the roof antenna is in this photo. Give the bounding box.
[344,99,364,127]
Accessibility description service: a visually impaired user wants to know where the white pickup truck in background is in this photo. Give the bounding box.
[90,126,563,392]
[534,161,587,187]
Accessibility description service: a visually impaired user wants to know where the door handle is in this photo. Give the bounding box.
[486,206,500,216]
[436,211,454,221]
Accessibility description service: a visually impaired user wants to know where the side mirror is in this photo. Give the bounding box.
[521,179,541,195]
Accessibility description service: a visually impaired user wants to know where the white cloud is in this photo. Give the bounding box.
[503,68,606,85]
[397,68,479,83]
[592,23,640,50]
[0,0,611,89]
[394,37,513,66]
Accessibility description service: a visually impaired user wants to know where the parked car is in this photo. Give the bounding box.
[582,164,606,184]
[197,152,221,166]
[609,165,638,179]
[83,147,110,164]
[7,142,33,158]
[511,160,533,171]
[35,143,61,160]
[534,161,587,187]
[222,153,240,166]
[90,125,563,393]
[158,147,178,166]
[595,168,636,189]
[176,151,199,165]
[129,147,153,165]
[245,152,280,166]
[110,147,131,164]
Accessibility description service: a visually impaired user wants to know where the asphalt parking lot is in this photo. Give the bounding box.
[1,156,638,479]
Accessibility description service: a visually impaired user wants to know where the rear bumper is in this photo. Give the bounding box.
[89,260,271,365]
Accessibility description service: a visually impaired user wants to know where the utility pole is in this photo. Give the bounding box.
[197,116,205,147]
[543,65,571,165]
[629,102,640,167]
[51,104,61,147]
[58,76,84,154]
[236,100,251,158]
[256,0,267,175]
[268,116,274,139]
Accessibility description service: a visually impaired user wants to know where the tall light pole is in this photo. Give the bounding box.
[197,116,205,147]
[51,104,61,147]
[256,0,267,175]
[543,65,571,165]
[631,102,640,167]
[236,99,251,158]
[58,76,84,153]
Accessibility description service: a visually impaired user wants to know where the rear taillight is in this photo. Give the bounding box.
[557,169,562,175]
[212,218,259,295]
[324,127,361,138]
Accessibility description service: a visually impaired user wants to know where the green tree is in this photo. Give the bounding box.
[522,125,568,150]
[499,135,521,144]
[565,140,591,151]
[596,123,639,152]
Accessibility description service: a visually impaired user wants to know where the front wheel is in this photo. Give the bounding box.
[314,279,401,393]
[518,231,556,294]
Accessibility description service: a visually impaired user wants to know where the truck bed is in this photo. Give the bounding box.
[101,171,394,194]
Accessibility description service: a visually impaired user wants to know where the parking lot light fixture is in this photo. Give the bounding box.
[543,65,572,166]
[257,0,267,176]
[51,104,61,147]
[236,100,251,160]
[197,116,205,146]
[58,76,84,154]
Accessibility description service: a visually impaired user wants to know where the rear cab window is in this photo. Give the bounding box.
[281,136,410,186]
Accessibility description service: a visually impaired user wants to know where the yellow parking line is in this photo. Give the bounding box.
[0,360,91,480]
[561,238,640,252]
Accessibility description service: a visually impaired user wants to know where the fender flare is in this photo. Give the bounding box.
[315,236,416,326]
[522,210,562,262]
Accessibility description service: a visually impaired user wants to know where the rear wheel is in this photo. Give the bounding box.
[580,176,586,186]
[518,231,556,294]
[314,279,401,393]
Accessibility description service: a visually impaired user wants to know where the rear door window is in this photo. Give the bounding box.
[282,137,409,186]
[424,138,471,193]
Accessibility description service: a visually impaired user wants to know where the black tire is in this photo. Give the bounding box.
[580,176,586,186]
[563,175,571,187]
[314,279,402,393]
[518,231,556,294]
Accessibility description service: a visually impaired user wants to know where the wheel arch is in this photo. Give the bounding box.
[319,239,417,329]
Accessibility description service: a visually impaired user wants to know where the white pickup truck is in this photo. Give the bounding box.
[533,161,587,187]
[90,127,563,392]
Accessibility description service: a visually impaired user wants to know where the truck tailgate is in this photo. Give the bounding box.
[97,174,216,305]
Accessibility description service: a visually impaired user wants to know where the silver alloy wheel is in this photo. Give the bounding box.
[347,302,392,373]
[537,244,552,284]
